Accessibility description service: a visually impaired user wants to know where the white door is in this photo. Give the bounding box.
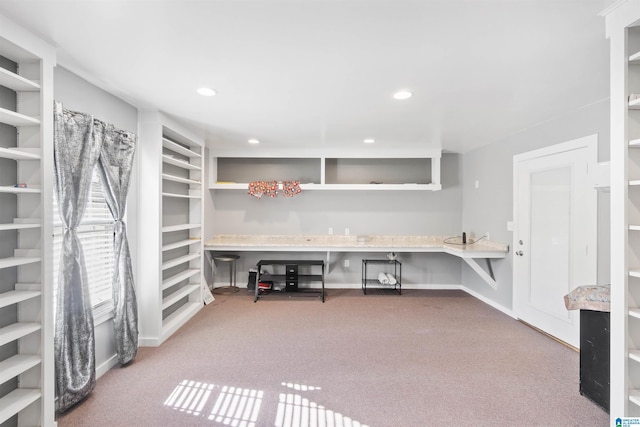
[513,135,597,349]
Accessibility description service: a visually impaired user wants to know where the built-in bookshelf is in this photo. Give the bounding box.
[137,112,204,346]
[0,15,55,426]
[606,0,640,420]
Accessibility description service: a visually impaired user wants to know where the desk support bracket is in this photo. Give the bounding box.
[462,258,497,290]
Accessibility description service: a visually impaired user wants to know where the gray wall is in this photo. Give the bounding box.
[206,153,464,287]
[461,99,610,311]
[53,66,138,375]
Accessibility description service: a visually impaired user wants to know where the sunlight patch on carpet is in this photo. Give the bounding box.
[281,382,322,391]
[164,380,263,426]
[275,393,369,427]
[209,385,263,426]
[164,380,215,416]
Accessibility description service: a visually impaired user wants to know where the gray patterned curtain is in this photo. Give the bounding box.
[53,102,102,411]
[96,126,138,364]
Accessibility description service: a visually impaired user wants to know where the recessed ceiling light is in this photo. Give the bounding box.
[364,139,375,144]
[393,90,412,100]
[197,87,216,97]
[248,138,260,144]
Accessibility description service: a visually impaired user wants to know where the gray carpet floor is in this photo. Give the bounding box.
[57,289,609,426]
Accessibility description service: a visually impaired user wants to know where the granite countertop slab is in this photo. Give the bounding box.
[204,234,509,257]
[564,284,611,312]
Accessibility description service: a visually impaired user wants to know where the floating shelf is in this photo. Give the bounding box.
[0,355,41,385]
[631,390,640,408]
[162,268,200,291]
[0,389,41,425]
[0,107,39,127]
[162,238,201,252]
[162,223,201,233]
[0,290,41,309]
[162,173,200,185]
[630,349,640,364]
[630,225,640,231]
[631,98,640,110]
[162,284,200,310]
[631,50,640,63]
[630,308,640,319]
[162,253,200,271]
[630,138,640,147]
[0,147,40,160]
[162,154,201,171]
[0,67,40,92]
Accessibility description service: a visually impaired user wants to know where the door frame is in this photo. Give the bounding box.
[512,134,598,346]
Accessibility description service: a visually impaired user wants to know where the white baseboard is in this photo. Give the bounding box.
[96,353,119,379]
[460,285,516,319]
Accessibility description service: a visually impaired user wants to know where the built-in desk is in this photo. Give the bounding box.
[204,235,509,289]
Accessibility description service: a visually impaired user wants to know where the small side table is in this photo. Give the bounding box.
[212,254,240,294]
[362,259,402,295]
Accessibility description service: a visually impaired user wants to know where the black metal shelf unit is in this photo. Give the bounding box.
[362,259,402,295]
[255,259,325,302]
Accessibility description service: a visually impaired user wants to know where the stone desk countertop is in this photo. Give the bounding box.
[204,234,509,259]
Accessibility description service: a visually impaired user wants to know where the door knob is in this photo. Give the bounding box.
[516,251,524,256]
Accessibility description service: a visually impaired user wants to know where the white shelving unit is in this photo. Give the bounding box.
[208,150,442,191]
[138,112,204,347]
[606,0,640,420]
[0,15,55,427]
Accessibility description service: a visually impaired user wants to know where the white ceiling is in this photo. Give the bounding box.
[0,0,611,153]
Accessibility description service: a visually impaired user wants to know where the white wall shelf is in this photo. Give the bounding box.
[162,268,200,290]
[162,137,201,158]
[161,253,200,271]
[162,154,201,171]
[161,192,201,199]
[161,284,200,310]
[0,185,41,194]
[162,239,201,252]
[0,147,40,160]
[0,17,55,426]
[0,323,41,347]
[0,256,40,270]
[138,112,204,347]
[0,355,41,385]
[0,66,39,91]
[0,106,39,126]
[209,152,442,191]
[0,220,41,231]
[162,173,201,185]
[162,223,201,233]
[0,389,41,425]
[0,289,40,308]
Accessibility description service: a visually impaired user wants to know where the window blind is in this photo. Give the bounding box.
[53,168,115,320]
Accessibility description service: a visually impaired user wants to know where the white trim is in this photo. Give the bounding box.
[95,354,119,379]
[460,286,516,319]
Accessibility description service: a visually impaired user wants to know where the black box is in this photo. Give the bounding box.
[580,309,610,412]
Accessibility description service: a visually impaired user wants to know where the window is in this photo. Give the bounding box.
[53,168,115,321]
